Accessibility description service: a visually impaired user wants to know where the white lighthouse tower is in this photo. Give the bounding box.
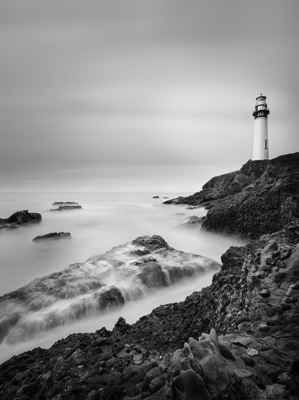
[252,94,270,160]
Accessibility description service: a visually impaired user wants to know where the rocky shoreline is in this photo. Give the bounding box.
[1,154,299,400]
[1,221,298,399]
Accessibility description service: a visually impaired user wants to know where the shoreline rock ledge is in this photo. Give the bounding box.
[0,235,219,347]
[164,152,299,239]
[1,222,299,399]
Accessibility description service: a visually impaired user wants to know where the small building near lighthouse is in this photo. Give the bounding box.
[252,94,270,160]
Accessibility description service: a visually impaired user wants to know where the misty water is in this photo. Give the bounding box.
[0,191,245,363]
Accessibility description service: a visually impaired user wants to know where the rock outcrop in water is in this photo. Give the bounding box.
[50,204,82,211]
[1,221,299,399]
[0,210,42,229]
[50,201,82,211]
[0,235,219,345]
[32,232,71,242]
[165,152,299,239]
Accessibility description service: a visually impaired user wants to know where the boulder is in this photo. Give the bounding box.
[0,210,42,229]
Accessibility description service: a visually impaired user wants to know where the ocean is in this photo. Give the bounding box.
[0,191,245,363]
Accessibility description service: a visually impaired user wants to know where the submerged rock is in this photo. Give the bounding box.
[177,215,203,229]
[0,235,219,345]
[0,210,42,229]
[32,232,71,242]
[52,201,79,205]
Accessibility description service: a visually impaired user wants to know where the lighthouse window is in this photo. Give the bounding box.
[264,140,268,150]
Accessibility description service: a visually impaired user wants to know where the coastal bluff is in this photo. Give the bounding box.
[164,152,299,239]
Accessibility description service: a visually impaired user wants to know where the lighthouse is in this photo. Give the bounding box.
[252,94,270,160]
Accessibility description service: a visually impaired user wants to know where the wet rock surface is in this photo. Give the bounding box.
[1,221,299,399]
[0,210,42,229]
[164,152,299,239]
[32,232,71,242]
[0,235,219,346]
[177,215,203,229]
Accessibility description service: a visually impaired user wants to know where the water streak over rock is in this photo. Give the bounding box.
[0,235,219,345]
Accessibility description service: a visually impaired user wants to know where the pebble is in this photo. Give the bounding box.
[246,348,259,357]
[260,289,270,297]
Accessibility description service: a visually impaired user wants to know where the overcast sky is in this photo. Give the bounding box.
[1,0,299,192]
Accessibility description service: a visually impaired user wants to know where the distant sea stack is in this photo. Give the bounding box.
[50,202,82,211]
[0,210,42,229]
[52,202,79,206]
[164,152,299,239]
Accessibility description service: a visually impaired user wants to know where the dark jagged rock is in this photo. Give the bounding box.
[0,210,42,229]
[165,152,299,239]
[32,232,71,242]
[1,221,299,399]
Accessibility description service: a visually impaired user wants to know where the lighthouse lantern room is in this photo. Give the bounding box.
[252,94,270,160]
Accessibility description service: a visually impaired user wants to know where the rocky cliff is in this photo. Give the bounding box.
[164,152,299,239]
